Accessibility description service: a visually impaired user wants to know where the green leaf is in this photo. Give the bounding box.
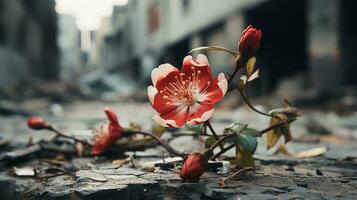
[242,128,261,137]
[236,134,258,154]
[237,150,255,167]
[233,134,257,167]
[224,123,248,134]
[205,136,217,148]
[184,124,204,135]
[188,46,239,59]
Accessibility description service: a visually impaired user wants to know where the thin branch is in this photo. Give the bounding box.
[210,143,235,160]
[209,133,237,152]
[220,167,254,186]
[259,119,294,136]
[123,130,186,157]
[47,126,90,145]
[205,121,223,150]
[227,57,245,84]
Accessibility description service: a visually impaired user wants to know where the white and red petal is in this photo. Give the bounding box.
[186,103,214,124]
[151,91,178,114]
[197,75,226,105]
[217,73,228,95]
[147,86,158,104]
[154,105,188,128]
[151,64,179,86]
[183,54,209,67]
[181,55,212,92]
[152,115,179,128]
[154,70,181,91]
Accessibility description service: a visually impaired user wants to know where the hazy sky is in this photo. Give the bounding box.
[55,0,129,31]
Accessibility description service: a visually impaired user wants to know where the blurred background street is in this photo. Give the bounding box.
[1,0,357,142]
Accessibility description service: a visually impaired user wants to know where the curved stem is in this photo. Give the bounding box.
[47,126,90,145]
[238,88,273,118]
[123,130,186,157]
[188,46,239,58]
[227,56,246,85]
[220,167,254,186]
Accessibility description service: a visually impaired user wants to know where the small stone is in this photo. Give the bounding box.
[285,166,295,171]
[315,169,323,176]
[297,182,308,188]
[306,172,313,176]
[76,170,108,182]
[154,162,175,170]
[339,178,350,183]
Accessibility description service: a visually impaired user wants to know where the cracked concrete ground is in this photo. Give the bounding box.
[0,101,356,199]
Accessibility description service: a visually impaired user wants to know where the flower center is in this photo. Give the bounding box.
[160,67,210,107]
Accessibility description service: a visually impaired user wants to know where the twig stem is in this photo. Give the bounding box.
[47,126,90,145]
[205,121,223,150]
[123,130,185,157]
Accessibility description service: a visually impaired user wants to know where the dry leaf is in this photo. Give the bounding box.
[13,167,36,177]
[246,57,256,77]
[275,145,328,159]
[75,142,84,157]
[112,158,130,167]
[266,113,292,149]
[295,147,328,158]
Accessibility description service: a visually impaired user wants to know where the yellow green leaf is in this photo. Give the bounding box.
[205,136,217,148]
[246,57,256,77]
[235,144,255,167]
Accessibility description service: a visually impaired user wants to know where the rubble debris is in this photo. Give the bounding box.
[12,167,36,177]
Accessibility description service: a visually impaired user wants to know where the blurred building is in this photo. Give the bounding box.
[57,14,82,81]
[89,0,264,86]
[0,0,58,87]
[87,0,357,96]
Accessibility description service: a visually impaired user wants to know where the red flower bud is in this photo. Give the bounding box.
[91,107,122,156]
[27,117,48,130]
[239,25,262,58]
[180,153,208,182]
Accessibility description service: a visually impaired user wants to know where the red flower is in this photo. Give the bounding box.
[147,54,228,128]
[180,153,207,182]
[239,25,262,58]
[27,117,48,130]
[91,107,122,155]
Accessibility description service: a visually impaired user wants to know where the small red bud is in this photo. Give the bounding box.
[239,25,262,58]
[27,117,48,130]
[180,153,208,182]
